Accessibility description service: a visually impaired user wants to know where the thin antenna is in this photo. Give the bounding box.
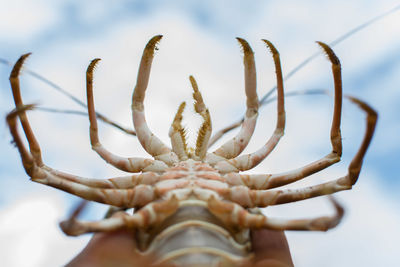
[260,4,400,104]
[1,58,136,136]
[1,4,399,138]
[210,4,400,146]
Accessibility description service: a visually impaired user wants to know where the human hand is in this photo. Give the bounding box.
[66,227,293,267]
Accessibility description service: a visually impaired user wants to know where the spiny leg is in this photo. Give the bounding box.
[60,195,179,236]
[86,58,168,173]
[224,43,346,190]
[8,55,68,180]
[169,102,189,160]
[225,145,341,190]
[215,42,341,174]
[191,76,212,160]
[7,104,38,177]
[36,171,157,207]
[7,106,157,207]
[132,35,179,166]
[48,169,161,189]
[209,38,259,160]
[9,53,44,167]
[9,54,66,176]
[169,75,213,160]
[218,97,377,208]
[208,195,344,231]
[9,54,166,191]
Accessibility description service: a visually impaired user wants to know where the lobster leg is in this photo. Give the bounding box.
[7,106,157,207]
[9,54,168,176]
[215,42,341,173]
[132,35,179,166]
[208,195,343,231]
[219,97,377,208]
[9,53,44,167]
[191,76,212,160]
[46,170,161,189]
[169,102,189,160]
[224,154,339,190]
[86,58,168,173]
[7,104,160,190]
[60,195,179,236]
[209,38,259,160]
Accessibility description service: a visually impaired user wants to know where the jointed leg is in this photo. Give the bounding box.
[208,195,343,231]
[169,102,189,160]
[214,40,286,173]
[169,76,213,161]
[224,155,338,190]
[191,76,212,160]
[132,35,179,166]
[7,106,157,207]
[48,169,161,189]
[216,42,340,174]
[210,38,259,160]
[219,97,377,208]
[9,54,167,180]
[60,195,179,236]
[38,175,156,207]
[9,53,44,167]
[86,58,168,173]
[224,89,368,192]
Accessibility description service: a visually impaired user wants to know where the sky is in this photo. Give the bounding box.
[0,1,399,266]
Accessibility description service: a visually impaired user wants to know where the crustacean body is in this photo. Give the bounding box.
[7,35,377,266]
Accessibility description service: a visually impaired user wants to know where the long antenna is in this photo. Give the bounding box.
[0,58,136,136]
[1,4,399,138]
[259,4,400,104]
[209,4,400,146]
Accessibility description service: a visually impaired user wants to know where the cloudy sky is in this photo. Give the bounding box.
[1,1,399,266]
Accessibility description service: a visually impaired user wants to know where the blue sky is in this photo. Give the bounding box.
[1,1,400,266]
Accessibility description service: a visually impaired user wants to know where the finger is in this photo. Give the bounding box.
[66,229,141,267]
[251,229,294,267]
[254,259,293,267]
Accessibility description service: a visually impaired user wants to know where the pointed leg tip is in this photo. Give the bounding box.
[179,101,186,111]
[146,35,163,50]
[236,37,254,54]
[262,39,279,56]
[189,75,198,89]
[172,102,186,125]
[87,58,102,74]
[189,76,208,114]
[10,53,32,79]
[316,41,340,65]
[21,52,32,59]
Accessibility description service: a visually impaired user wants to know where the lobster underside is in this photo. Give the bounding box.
[136,198,252,266]
[7,35,377,266]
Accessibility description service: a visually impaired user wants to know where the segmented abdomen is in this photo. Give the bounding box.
[137,203,252,266]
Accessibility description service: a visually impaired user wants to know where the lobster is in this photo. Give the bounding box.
[7,35,377,266]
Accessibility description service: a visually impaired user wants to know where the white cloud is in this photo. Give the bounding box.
[1,1,400,266]
[0,192,90,267]
[0,0,59,42]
